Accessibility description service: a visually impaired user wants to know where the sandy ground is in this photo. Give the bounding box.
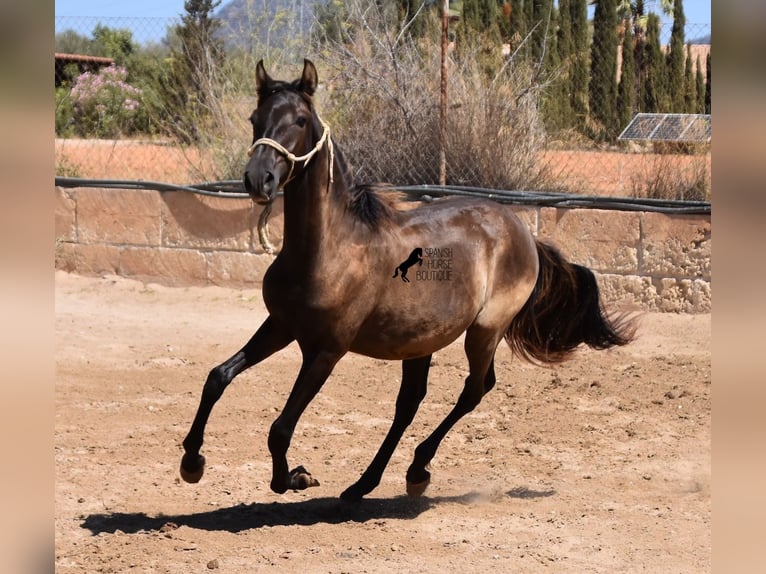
[55,270,710,573]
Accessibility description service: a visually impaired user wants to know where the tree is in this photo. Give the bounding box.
[666,0,685,111]
[55,29,94,55]
[163,0,225,142]
[694,53,705,114]
[617,17,635,131]
[683,43,695,113]
[556,0,575,128]
[589,0,619,139]
[456,0,501,74]
[529,0,553,63]
[642,12,666,113]
[570,0,589,129]
[507,0,527,48]
[92,24,136,65]
[704,50,711,114]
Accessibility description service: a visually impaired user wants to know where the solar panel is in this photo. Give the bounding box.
[618,113,711,143]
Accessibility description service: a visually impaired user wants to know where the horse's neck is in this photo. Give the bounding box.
[280,144,349,260]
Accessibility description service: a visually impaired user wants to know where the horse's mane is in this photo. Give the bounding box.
[346,183,399,229]
[329,140,397,230]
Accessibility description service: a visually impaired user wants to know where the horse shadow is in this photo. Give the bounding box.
[80,487,555,535]
[392,247,423,283]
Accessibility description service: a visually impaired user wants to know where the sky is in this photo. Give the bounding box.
[54,0,712,45]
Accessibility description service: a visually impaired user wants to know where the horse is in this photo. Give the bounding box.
[179,59,635,501]
[392,247,423,282]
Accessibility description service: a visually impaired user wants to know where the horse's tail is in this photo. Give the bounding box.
[506,241,636,364]
[392,267,400,278]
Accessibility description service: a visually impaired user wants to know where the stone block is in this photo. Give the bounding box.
[55,242,121,276]
[119,247,207,285]
[641,213,711,279]
[539,208,640,273]
[161,192,253,251]
[595,273,658,310]
[55,187,76,242]
[654,277,712,313]
[207,251,275,287]
[77,188,163,246]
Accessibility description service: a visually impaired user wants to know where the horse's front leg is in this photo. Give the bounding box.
[180,315,293,483]
[268,349,342,493]
[340,355,431,501]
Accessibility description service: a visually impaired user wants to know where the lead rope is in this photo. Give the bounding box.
[248,114,334,254]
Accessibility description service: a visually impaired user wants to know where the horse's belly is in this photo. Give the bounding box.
[349,301,477,360]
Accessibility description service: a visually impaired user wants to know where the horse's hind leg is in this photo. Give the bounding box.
[180,315,293,483]
[340,355,431,501]
[406,326,499,497]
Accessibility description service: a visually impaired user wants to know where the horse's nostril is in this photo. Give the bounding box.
[264,171,275,184]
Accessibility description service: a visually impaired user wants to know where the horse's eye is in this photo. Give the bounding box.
[296,117,307,128]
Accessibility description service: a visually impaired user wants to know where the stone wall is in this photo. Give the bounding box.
[55,187,711,312]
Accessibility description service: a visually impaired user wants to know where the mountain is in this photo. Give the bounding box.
[689,33,711,45]
[215,0,318,51]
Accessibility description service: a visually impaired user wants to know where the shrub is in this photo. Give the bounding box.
[70,64,143,138]
[55,86,75,137]
[316,0,552,190]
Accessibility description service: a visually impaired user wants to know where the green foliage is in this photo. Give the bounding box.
[589,0,619,140]
[666,0,685,111]
[704,50,711,113]
[55,86,75,137]
[617,19,635,132]
[569,0,590,129]
[695,54,705,114]
[642,13,667,113]
[160,0,226,143]
[92,24,136,65]
[683,43,695,113]
[55,29,93,54]
[455,0,502,74]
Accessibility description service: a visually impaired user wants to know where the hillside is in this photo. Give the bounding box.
[215,0,316,50]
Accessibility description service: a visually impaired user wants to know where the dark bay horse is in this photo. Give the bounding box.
[180,59,635,501]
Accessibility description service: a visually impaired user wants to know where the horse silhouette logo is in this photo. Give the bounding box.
[393,248,423,283]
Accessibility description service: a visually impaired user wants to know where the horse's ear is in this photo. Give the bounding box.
[256,59,271,98]
[299,59,318,97]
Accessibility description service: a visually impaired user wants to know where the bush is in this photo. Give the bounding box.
[316,0,552,190]
[55,86,75,137]
[70,64,143,138]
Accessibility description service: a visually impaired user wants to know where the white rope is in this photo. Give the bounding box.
[247,113,334,188]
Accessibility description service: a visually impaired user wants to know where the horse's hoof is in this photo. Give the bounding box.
[406,477,431,497]
[339,484,365,501]
[179,454,205,484]
[289,465,320,490]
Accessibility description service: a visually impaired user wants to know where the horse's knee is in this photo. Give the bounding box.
[201,365,229,402]
[268,420,291,456]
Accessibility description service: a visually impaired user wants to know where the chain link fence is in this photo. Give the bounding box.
[54,6,711,201]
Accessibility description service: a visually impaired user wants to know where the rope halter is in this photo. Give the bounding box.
[246,113,334,189]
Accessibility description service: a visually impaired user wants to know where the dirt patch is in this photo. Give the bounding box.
[55,271,710,573]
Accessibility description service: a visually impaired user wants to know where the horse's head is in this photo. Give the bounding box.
[243,59,322,205]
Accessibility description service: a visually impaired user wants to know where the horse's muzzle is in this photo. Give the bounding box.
[243,169,277,205]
